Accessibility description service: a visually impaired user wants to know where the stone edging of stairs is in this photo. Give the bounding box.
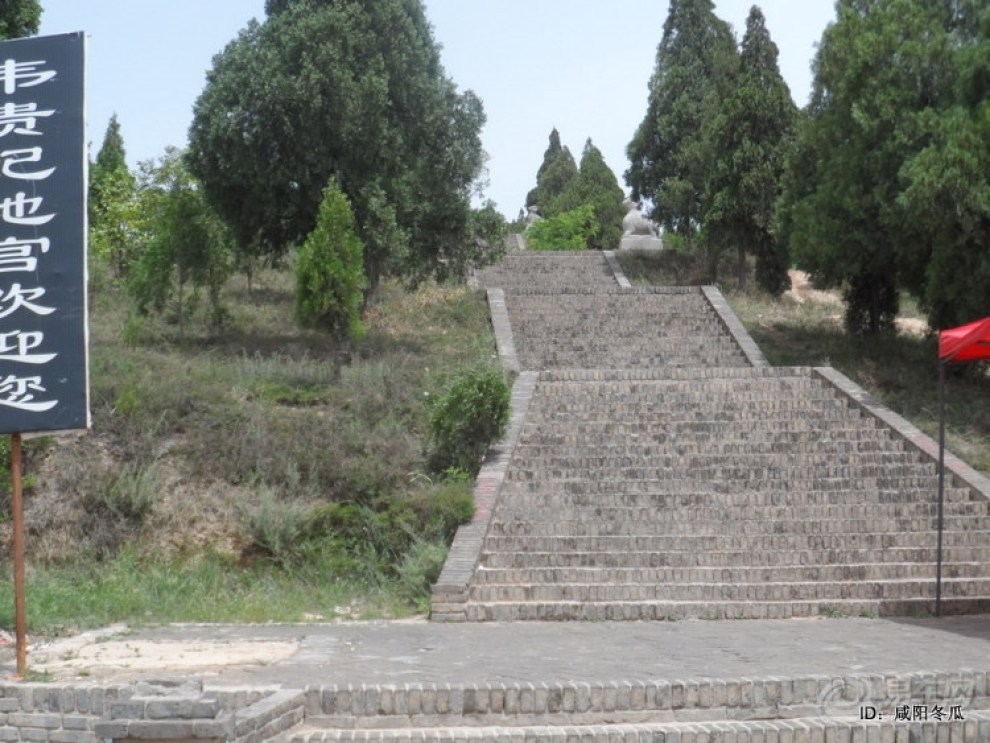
[699,286,769,369]
[815,365,990,503]
[602,251,632,288]
[485,288,519,375]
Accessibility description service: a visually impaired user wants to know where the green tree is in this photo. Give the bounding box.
[89,114,138,277]
[626,0,738,251]
[0,0,40,39]
[187,0,486,290]
[704,6,796,293]
[129,149,234,339]
[526,128,565,209]
[526,134,578,218]
[295,178,367,342]
[526,204,596,251]
[776,0,960,333]
[442,201,507,280]
[552,139,626,251]
[897,5,990,328]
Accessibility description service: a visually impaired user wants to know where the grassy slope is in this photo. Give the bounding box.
[0,267,498,632]
[618,251,990,477]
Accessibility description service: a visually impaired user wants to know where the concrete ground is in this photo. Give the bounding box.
[3,614,988,688]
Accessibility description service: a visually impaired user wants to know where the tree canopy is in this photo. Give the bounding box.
[525,133,624,251]
[526,129,578,217]
[704,6,796,293]
[776,0,987,332]
[187,0,486,288]
[896,4,990,328]
[0,0,40,40]
[89,114,138,276]
[626,0,737,251]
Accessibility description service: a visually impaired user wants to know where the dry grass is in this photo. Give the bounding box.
[2,264,495,572]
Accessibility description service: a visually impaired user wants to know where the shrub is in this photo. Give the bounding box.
[526,204,596,251]
[427,365,510,475]
[295,177,368,341]
[239,491,310,565]
[396,538,449,611]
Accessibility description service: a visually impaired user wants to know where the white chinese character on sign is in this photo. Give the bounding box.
[0,236,49,272]
[1,192,53,225]
[0,59,56,95]
[0,102,55,137]
[0,148,54,180]
[0,374,56,412]
[0,284,55,318]
[0,329,56,364]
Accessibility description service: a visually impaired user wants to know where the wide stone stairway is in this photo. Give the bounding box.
[436,250,990,623]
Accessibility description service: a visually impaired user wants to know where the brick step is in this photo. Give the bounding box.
[504,465,939,484]
[501,486,980,506]
[472,561,990,584]
[529,383,838,399]
[287,715,987,742]
[526,416,872,434]
[506,480,976,499]
[303,670,984,722]
[511,327,736,338]
[480,532,990,553]
[523,406,869,422]
[467,577,990,603]
[486,515,984,537]
[503,476,945,493]
[482,546,990,568]
[507,452,925,470]
[462,597,990,621]
[512,310,722,321]
[525,386,855,401]
[516,354,750,368]
[513,439,906,456]
[519,422,884,439]
[494,499,983,519]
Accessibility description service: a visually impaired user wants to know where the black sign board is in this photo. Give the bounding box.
[0,32,89,435]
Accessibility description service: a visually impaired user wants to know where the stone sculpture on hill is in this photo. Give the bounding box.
[525,205,542,230]
[619,198,663,251]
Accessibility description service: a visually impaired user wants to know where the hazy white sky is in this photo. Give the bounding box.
[41,1,836,220]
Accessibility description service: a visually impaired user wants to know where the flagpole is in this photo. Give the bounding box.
[936,361,946,618]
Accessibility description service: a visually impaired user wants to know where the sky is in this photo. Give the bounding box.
[40,1,837,220]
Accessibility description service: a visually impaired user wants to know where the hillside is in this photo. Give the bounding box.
[0,267,497,629]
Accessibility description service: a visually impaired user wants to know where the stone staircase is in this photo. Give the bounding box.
[470,251,620,292]
[437,249,990,623]
[287,671,989,742]
[506,289,751,370]
[466,367,990,621]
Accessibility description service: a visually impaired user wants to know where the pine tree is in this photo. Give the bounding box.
[526,129,578,218]
[626,0,737,251]
[525,128,564,209]
[188,0,486,289]
[704,7,796,292]
[89,114,138,276]
[776,0,961,333]
[295,178,367,343]
[554,139,626,251]
[0,0,40,40]
[896,4,990,328]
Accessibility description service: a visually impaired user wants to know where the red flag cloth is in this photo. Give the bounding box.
[939,317,990,363]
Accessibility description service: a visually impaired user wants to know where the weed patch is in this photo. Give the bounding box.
[0,265,495,629]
